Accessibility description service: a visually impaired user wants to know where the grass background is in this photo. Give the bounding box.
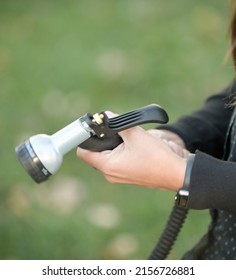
[0,0,233,259]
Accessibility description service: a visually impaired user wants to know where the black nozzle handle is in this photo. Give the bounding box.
[79,104,169,152]
[79,134,123,152]
[108,104,168,133]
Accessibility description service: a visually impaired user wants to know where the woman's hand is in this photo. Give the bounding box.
[77,126,187,191]
[148,129,189,158]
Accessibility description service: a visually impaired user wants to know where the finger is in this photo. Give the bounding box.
[76,147,111,170]
[168,141,190,158]
[148,129,165,138]
[103,174,124,184]
[118,126,144,143]
[104,111,118,118]
[103,173,139,185]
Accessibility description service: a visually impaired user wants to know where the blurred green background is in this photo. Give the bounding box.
[0,0,233,259]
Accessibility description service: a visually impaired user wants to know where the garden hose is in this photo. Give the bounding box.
[148,203,189,260]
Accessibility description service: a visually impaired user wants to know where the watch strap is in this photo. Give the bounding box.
[175,154,195,208]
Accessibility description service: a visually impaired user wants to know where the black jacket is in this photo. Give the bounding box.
[161,81,236,259]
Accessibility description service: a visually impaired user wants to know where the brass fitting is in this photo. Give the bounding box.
[92,113,104,125]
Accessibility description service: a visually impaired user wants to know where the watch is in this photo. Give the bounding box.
[175,154,195,208]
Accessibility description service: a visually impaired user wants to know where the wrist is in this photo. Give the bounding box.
[163,156,187,192]
[171,157,187,191]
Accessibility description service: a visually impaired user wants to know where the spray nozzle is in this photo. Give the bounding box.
[15,104,168,183]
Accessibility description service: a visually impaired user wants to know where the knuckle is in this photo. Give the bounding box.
[100,160,114,174]
[104,175,116,184]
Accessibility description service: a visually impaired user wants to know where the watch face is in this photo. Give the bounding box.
[176,189,189,208]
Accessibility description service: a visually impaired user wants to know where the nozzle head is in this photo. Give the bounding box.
[15,140,52,183]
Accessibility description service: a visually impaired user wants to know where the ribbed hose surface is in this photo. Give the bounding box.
[148,203,189,260]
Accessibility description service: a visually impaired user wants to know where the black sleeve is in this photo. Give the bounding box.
[160,82,236,158]
[187,151,236,215]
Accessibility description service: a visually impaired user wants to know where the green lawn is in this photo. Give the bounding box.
[0,0,233,259]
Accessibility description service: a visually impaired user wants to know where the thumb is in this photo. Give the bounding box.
[118,126,144,143]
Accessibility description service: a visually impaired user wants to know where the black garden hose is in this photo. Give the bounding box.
[148,203,189,260]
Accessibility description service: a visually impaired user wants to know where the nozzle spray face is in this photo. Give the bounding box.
[15,140,52,183]
[15,133,66,183]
